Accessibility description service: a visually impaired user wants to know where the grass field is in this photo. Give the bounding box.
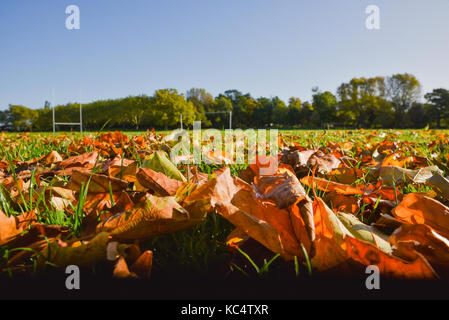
[1,129,449,298]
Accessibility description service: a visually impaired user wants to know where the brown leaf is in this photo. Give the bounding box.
[183,167,243,218]
[96,194,198,240]
[307,151,341,174]
[59,151,100,169]
[67,170,128,194]
[46,187,76,211]
[103,155,137,182]
[0,224,69,248]
[0,210,36,243]
[254,172,315,253]
[131,250,153,278]
[38,232,111,268]
[346,236,437,280]
[390,224,449,274]
[136,167,184,196]
[300,176,364,195]
[113,256,137,279]
[392,193,449,238]
[43,150,63,164]
[379,165,442,186]
[206,169,304,259]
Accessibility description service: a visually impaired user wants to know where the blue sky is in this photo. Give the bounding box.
[1,0,448,109]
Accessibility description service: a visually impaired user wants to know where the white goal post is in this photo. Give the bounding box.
[51,88,83,132]
[180,111,232,130]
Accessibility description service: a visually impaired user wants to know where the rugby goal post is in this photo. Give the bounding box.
[51,88,83,132]
[180,111,232,130]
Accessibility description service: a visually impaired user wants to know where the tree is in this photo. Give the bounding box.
[211,95,233,128]
[253,97,273,128]
[271,97,288,127]
[386,73,421,128]
[286,97,302,127]
[0,109,11,130]
[122,95,151,130]
[311,89,337,127]
[151,89,196,129]
[222,90,256,128]
[406,102,430,128]
[186,88,212,126]
[300,101,313,128]
[337,76,390,128]
[425,88,449,128]
[8,105,38,131]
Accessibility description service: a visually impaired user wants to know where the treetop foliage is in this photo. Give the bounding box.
[1,74,448,131]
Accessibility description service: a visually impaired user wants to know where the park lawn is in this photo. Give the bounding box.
[1,128,449,289]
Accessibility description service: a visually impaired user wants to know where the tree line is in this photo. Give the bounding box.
[1,73,448,131]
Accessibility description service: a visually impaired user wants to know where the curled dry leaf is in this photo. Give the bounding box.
[187,166,209,185]
[281,149,316,172]
[0,210,37,243]
[307,151,341,174]
[67,169,128,194]
[345,236,437,280]
[38,232,112,268]
[301,176,364,195]
[253,172,315,253]
[379,165,443,186]
[59,151,100,169]
[337,212,391,254]
[226,227,250,248]
[426,173,449,200]
[82,190,134,216]
[1,224,68,249]
[183,167,243,217]
[311,197,436,279]
[96,194,198,240]
[136,167,184,196]
[103,155,137,182]
[131,250,153,278]
[113,256,137,279]
[390,224,449,275]
[198,167,309,259]
[324,192,360,214]
[46,187,76,211]
[254,173,308,209]
[142,151,187,182]
[327,167,364,185]
[43,150,63,164]
[392,193,449,238]
[281,149,341,176]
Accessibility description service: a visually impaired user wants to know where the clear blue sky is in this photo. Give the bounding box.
[1,0,448,109]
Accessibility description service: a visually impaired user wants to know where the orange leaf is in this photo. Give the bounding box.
[392,193,449,237]
[300,176,364,195]
[136,167,184,196]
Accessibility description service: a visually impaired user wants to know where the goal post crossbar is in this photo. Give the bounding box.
[51,89,83,133]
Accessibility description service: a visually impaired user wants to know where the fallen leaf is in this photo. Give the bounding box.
[142,151,187,182]
[96,194,199,240]
[337,211,392,254]
[392,193,449,238]
[136,167,184,196]
[67,170,128,193]
[300,176,364,195]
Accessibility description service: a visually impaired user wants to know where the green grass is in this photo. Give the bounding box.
[2,129,449,279]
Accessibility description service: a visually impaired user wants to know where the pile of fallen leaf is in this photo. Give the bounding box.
[2,130,449,281]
